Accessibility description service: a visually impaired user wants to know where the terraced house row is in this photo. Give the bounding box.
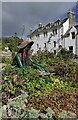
[28,10,78,56]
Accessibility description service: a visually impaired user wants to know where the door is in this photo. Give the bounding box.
[69,46,73,53]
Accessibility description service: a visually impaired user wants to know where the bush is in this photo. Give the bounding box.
[2,56,12,64]
[2,37,22,52]
[57,48,74,59]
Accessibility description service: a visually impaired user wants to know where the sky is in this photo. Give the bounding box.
[2,2,77,39]
[0,2,2,38]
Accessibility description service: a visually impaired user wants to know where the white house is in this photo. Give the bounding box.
[28,10,78,55]
[63,25,78,55]
[76,31,78,56]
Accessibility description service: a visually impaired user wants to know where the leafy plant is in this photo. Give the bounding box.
[2,50,77,118]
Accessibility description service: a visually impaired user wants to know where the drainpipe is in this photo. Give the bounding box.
[76,32,78,56]
[64,38,65,48]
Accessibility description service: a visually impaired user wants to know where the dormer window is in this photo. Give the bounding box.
[46,32,47,36]
[44,31,47,37]
[53,29,57,35]
[71,32,75,39]
[53,30,54,34]
[55,29,57,34]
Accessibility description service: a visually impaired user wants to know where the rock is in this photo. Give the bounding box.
[1,105,7,118]
[39,113,48,119]
[58,110,77,119]
[67,111,77,118]
[28,108,40,118]
[46,107,55,118]
[58,110,68,118]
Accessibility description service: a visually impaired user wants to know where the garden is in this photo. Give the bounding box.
[1,48,78,119]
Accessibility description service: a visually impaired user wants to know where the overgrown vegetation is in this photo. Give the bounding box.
[2,36,23,64]
[1,49,78,118]
[2,36,22,52]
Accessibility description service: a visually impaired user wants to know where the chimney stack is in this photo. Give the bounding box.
[38,23,42,28]
[29,28,32,34]
[68,10,75,28]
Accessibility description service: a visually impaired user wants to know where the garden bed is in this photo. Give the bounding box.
[1,51,78,119]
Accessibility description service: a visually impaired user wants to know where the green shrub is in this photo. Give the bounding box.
[57,48,74,59]
[2,37,22,52]
[2,56,12,64]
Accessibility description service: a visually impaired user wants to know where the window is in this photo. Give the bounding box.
[44,43,46,48]
[71,32,75,39]
[54,50,56,54]
[46,32,47,36]
[53,30,54,34]
[36,34,40,37]
[38,34,40,37]
[37,44,39,49]
[55,29,57,34]
[53,29,57,35]
[61,26,63,35]
[69,46,73,53]
[44,32,47,37]
[44,32,45,37]
[53,41,56,47]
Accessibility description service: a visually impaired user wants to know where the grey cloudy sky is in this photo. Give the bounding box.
[2,2,76,39]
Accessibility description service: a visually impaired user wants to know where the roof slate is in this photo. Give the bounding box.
[29,17,68,36]
[63,27,72,38]
[75,25,78,30]
[63,24,78,37]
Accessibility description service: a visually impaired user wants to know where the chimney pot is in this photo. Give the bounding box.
[68,10,75,28]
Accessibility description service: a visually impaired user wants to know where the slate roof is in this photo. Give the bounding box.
[29,17,68,37]
[63,24,78,38]
[75,25,78,30]
[63,27,72,38]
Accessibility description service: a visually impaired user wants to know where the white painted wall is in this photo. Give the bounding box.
[31,26,64,54]
[30,18,78,55]
[76,33,78,55]
[63,19,69,35]
[64,26,77,54]
[64,37,76,54]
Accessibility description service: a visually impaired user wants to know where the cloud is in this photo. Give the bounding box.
[0,2,2,37]
[2,2,76,38]
[2,0,77,2]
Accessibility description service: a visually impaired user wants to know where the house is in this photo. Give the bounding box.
[28,10,77,55]
[76,31,78,56]
[63,25,78,55]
